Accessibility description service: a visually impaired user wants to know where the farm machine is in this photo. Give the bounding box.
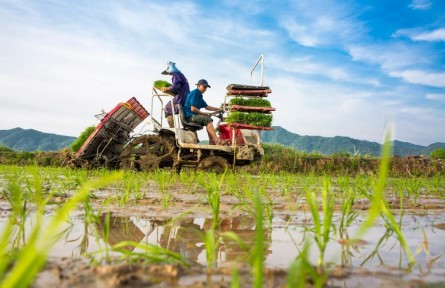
[73,55,275,172]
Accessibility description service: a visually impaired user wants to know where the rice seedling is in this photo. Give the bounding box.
[2,172,31,249]
[111,241,190,266]
[201,172,225,229]
[304,178,334,271]
[337,180,358,236]
[286,241,327,288]
[226,112,273,127]
[354,128,416,264]
[251,188,265,288]
[153,80,172,90]
[414,228,443,276]
[153,170,174,208]
[231,264,241,288]
[403,177,422,204]
[70,126,96,152]
[220,189,268,287]
[202,228,220,269]
[229,98,271,107]
[121,172,145,202]
[0,171,123,288]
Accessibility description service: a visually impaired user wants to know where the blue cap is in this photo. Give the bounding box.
[196,79,211,88]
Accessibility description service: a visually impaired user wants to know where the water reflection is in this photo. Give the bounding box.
[7,211,438,281]
[84,215,272,266]
[95,215,145,252]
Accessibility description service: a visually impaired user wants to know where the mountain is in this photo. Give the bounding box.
[261,126,445,157]
[0,128,76,151]
[1,126,444,156]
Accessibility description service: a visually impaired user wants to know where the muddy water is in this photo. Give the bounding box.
[1,207,444,287]
[40,211,444,283]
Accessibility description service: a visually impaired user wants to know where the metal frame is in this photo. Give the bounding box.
[150,87,232,152]
[249,54,264,86]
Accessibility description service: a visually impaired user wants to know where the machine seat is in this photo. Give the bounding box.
[177,104,203,132]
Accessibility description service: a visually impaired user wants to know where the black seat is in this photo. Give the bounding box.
[177,104,203,132]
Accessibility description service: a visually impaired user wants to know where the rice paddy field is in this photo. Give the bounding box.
[0,146,445,287]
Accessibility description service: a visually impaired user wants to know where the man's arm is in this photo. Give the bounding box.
[191,106,211,116]
[205,106,221,112]
[162,74,183,94]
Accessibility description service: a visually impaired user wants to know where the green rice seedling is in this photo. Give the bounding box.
[229,98,271,107]
[100,212,111,262]
[304,178,334,270]
[2,173,30,249]
[70,126,96,152]
[201,173,225,229]
[231,264,241,288]
[111,241,189,267]
[360,226,393,267]
[404,177,422,204]
[152,170,174,208]
[202,228,220,269]
[118,182,131,206]
[337,179,358,237]
[226,112,272,127]
[354,128,416,264]
[286,241,327,288]
[153,80,172,90]
[160,187,173,208]
[24,167,45,207]
[120,172,145,202]
[223,188,268,287]
[0,171,123,288]
[251,188,265,288]
[235,180,273,227]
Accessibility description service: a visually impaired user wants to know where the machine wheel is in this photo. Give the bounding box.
[197,156,229,173]
[119,135,175,171]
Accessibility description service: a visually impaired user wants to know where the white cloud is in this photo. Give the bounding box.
[0,1,444,146]
[280,1,364,48]
[347,44,445,89]
[395,27,445,42]
[389,70,445,88]
[411,27,445,42]
[348,43,430,71]
[268,55,381,86]
[409,0,432,10]
[426,93,445,101]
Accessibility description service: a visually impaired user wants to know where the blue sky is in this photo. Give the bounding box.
[1,0,444,145]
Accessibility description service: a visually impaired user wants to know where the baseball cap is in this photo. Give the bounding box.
[196,79,211,88]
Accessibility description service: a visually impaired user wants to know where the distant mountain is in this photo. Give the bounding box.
[0,128,76,151]
[262,126,445,157]
[2,126,444,156]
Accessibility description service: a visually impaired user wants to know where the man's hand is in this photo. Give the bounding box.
[162,87,168,92]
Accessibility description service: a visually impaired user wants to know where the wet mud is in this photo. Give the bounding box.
[1,179,445,287]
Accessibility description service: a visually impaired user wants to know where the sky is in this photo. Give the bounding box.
[1,0,444,146]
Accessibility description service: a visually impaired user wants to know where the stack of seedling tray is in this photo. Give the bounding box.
[225,84,275,130]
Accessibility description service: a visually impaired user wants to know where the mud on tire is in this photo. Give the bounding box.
[197,156,229,173]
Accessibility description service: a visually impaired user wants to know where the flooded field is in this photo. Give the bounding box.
[0,165,444,287]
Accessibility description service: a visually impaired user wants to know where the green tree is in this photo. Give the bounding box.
[430,148,445,159]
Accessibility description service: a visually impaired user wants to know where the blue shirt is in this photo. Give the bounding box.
[183,89,208,118]
[165,72,190,116]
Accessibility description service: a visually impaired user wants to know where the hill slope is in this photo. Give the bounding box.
[261,126,445,157]
[0,128,76,151]
[1,126,444,156]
